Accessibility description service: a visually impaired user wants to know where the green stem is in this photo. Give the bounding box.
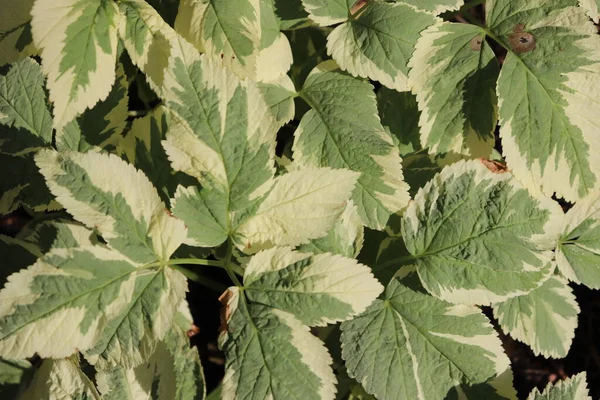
[172,265,228,292]
[377,254,418,270]
[166,257,244,276]
[460,10,512,53]
[223,239,243,287]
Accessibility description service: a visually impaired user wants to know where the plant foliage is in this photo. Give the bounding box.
[1,0,599,399]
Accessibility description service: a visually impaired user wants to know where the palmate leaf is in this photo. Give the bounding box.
[219,287,337,400]
[234,167,359,252]
[493,276,580,358]
[0,57,52,155]
[556,190,600,289]
[35,150,187,264]
[175,0,292,81]
[526,372,591,400]
[488,0,600,201]
[0,0,36,66]
[97,307,205,400]
[0,246,187,368]
[243,247,383,326]
[327,1,436,92]
[408,22,499,157]
[20,358,100,400]
[341,268,510,400]
[293,61,410,229]
[31,0,120,129]
[402,159,563,305]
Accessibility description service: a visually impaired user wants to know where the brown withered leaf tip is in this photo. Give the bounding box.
[479,157,509,174]
[186,324,201,338]
[218,288,234,333]
[508,24,536,54]
[471,36,483,51]
[350,0,370,16]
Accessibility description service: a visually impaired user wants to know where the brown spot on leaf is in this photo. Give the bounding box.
[470,36,483,51]
[218,289,234,333]
[508,24,536,54]
[479,158,509,174]
[350,0,370,17]
[186,324,200,338]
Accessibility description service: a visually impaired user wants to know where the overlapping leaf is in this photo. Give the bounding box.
[526,372,591,400]
[293,61,410,229]
[341,269,510,400]
[0,246,187,368]
[446,369,518,400]
[402,159,563,305]
[243,247,383,326]
[399,0,463,14]
[175,0,292,81]
[408,22,498,157]
[21,358,100,400]
[556,190,600,289]
[300,0,352,26]
[493,276,580,358]
[488,0,600,201]
[579,0,600,22]
[0,0,36,66]
[31,0,119,129]
[35,150,186,264]
[327,1,436,91]
[219,287,336,400]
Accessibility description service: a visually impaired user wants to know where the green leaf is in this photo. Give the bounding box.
[377,88,422,157]
[300,0,352,26]
[328,1,436,92]
[445,368,518,400]
[0,234,39,286]
[0,153,56,215]
[297,200,364,258]
[579,0,600,22]
[493,276,579,358]
[0,0,36,66]
[31,0,120,128]
[0,57,52,155]
[35,150,187,264]
[489,0,600,201]
[172,186,229,248]
[294,61,410,229]
[0,246,187,368]
[408,22,498,157]
[556,190,600,289]
[21,358,100,400]
[0,358,32,398]
[341,269,510,400]
[97,316,206,400]
[219,287,336,400]
[286,26,331,90]
[243,247,383,326]
[175,0,292,81]
[398,0,463,14]
[56,63,129,152]
[234,167,359,252]
[526,372,591,400]
[257,74,297,126]
[162,55,278,215]
[273,0,312,30]
[402,159,563,305]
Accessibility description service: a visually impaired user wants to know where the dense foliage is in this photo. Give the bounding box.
[1,0,599,399]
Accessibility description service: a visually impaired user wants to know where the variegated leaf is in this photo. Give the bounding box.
[175,0,292,81]
[446,368,518,400]
[327,1,436,92]
[300,0,353,26]
[398,0,463,14]
[527,372,591,400]
[56,64,129,153]
[297,200,364,258]
[0,57,52,155]
[234,167,359,252]
[257,74,297,126]
[402,159,563,305]
[0,0,36,66]
[273,0,312,30]
[489,0,600,201]
[0,358,32,398]
[408,22,499,157]
[243,247,383,326]
[341,269,510,400]
[97,313,205,400]
[579,0,600,22]
[377,87,422,157]
[0,246,187,368]
[219,287,336,400]
[35,150,187,264]
[21,358,100,400]
[493,276,579,358]
[31,0,120,129]
[293,61,410,229]
[556,190,600,289]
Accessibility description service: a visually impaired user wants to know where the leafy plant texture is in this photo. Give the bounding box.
[1,0,600,399]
